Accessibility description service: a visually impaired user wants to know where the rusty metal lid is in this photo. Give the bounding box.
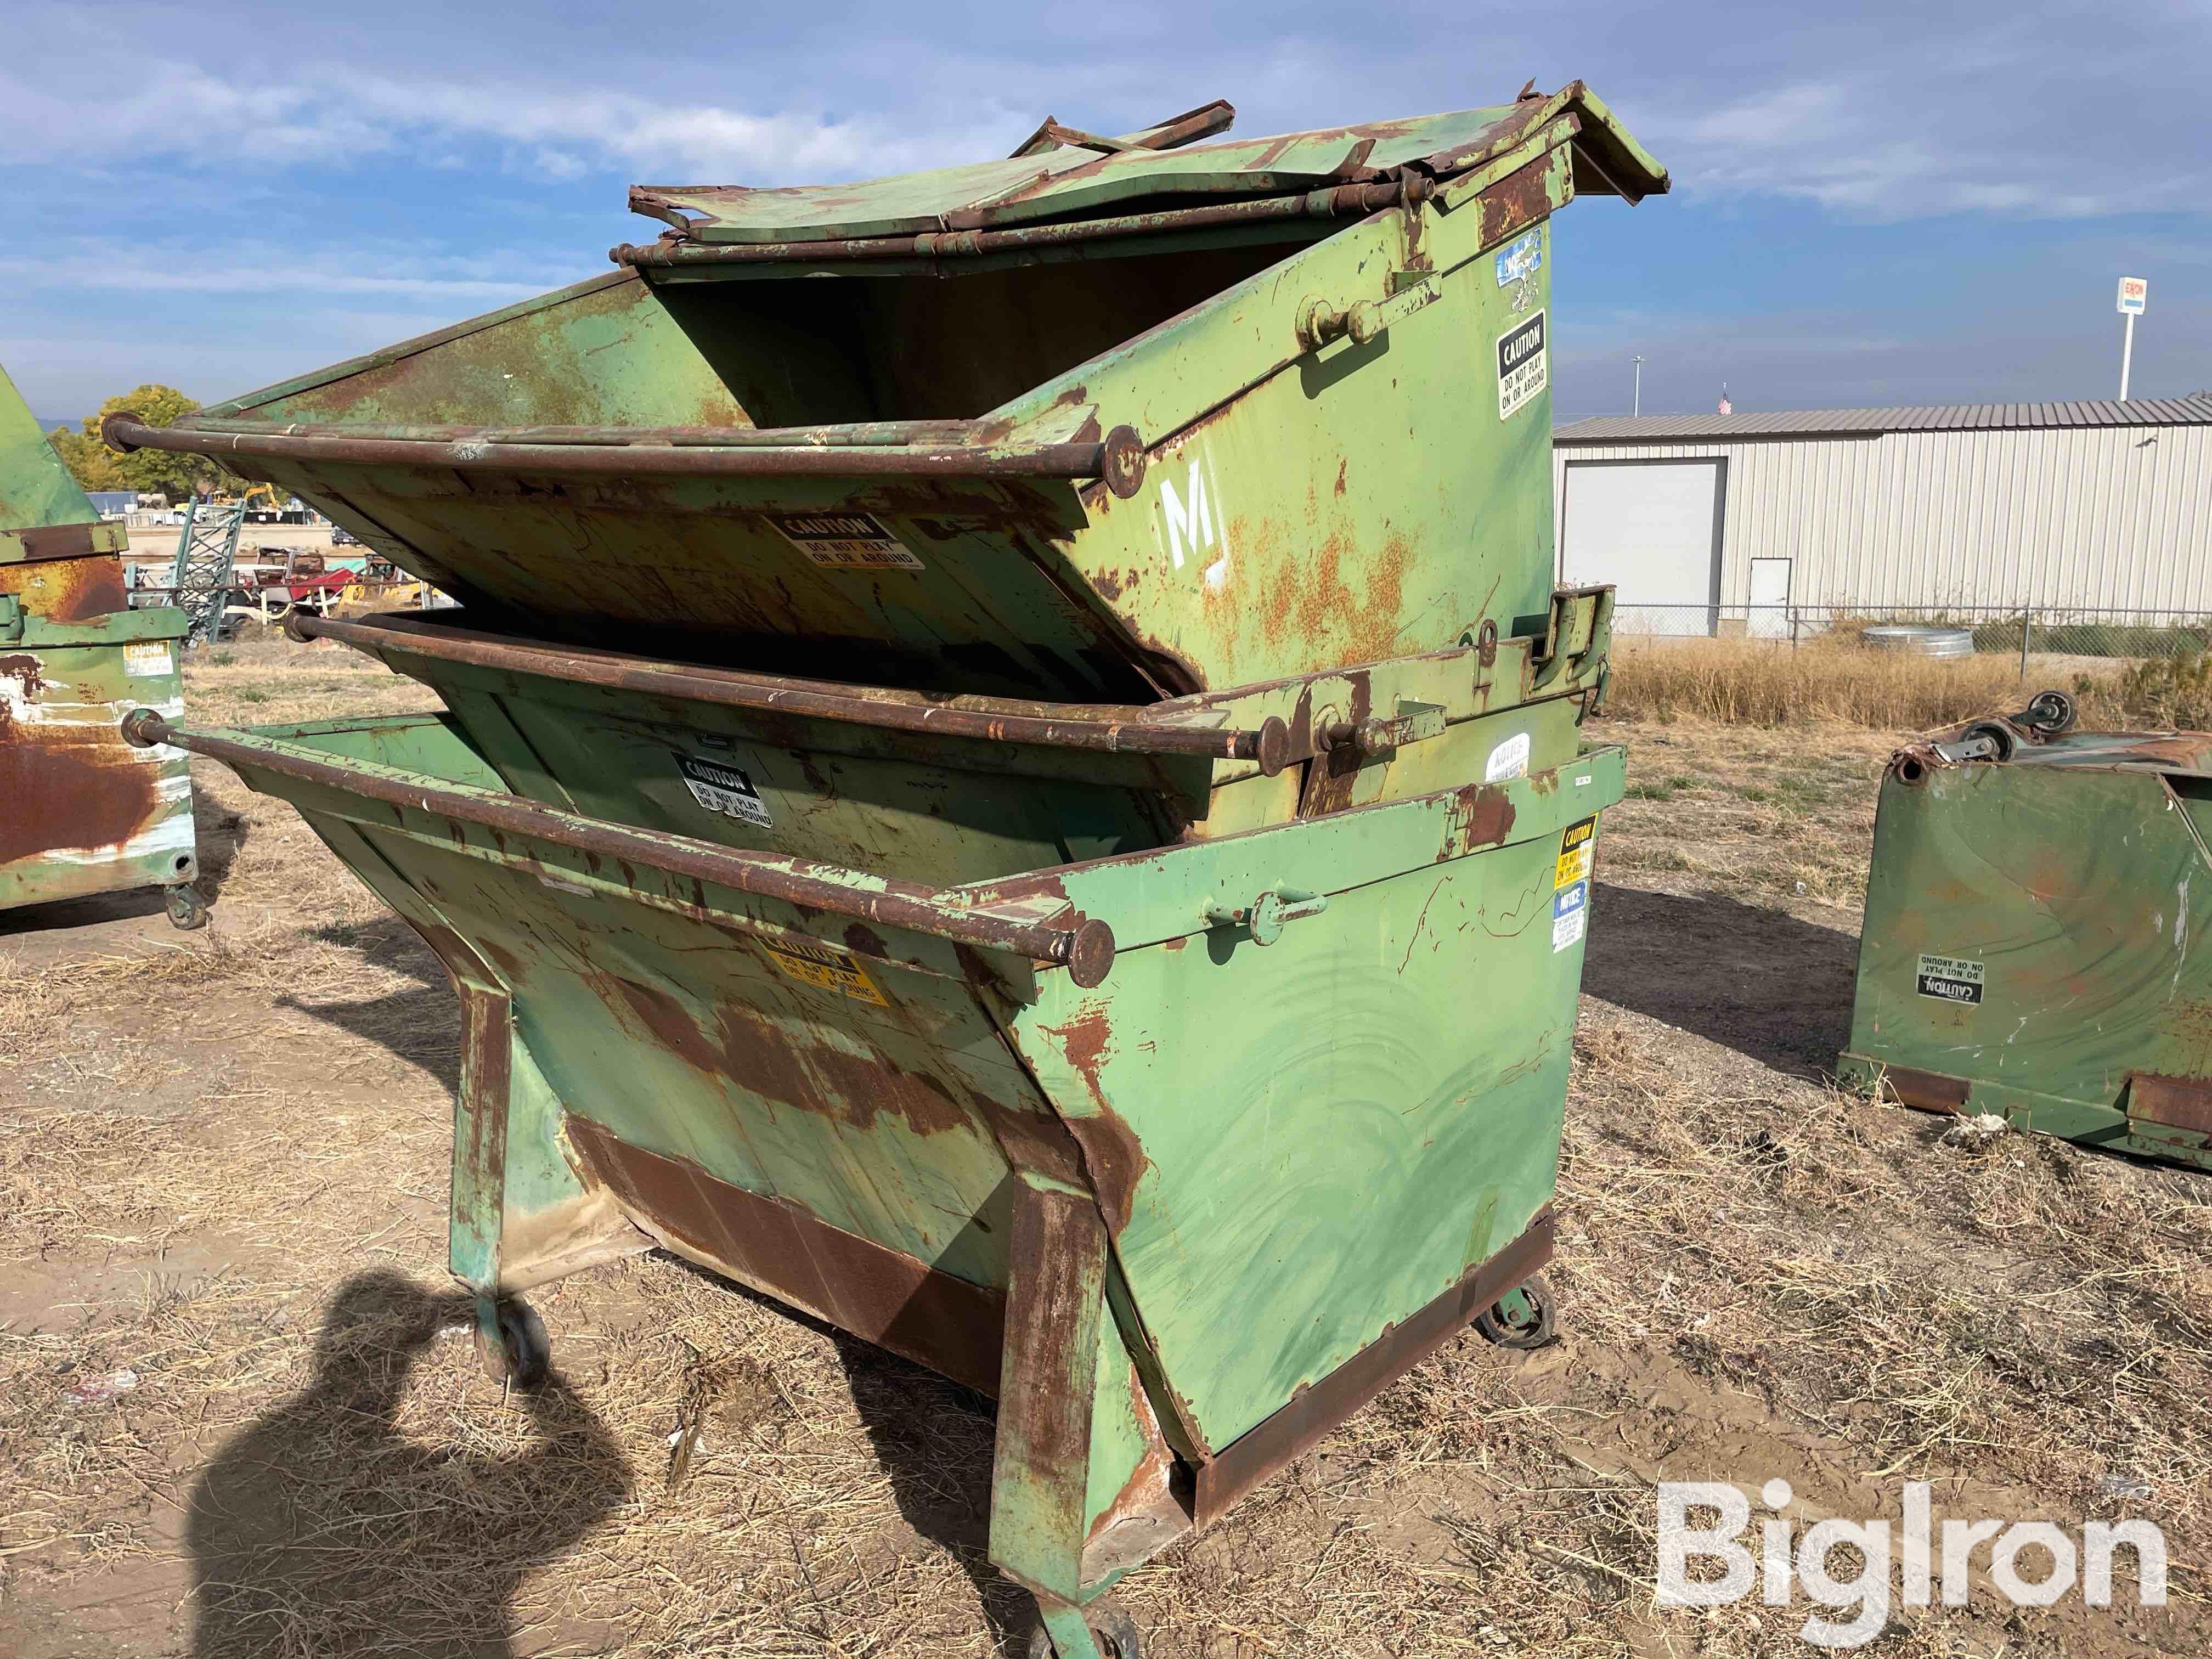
[629,81,1666,246]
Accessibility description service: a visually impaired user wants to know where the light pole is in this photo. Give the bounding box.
[1632,355,1645,416]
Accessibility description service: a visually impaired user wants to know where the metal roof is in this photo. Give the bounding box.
[625,81,1667,246]
[1554,397,2212,444]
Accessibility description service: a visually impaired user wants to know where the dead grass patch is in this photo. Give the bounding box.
[1607,635,2124,729]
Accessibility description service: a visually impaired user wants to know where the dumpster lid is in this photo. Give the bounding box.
[628,81,1666,246]
[1,362,122,563]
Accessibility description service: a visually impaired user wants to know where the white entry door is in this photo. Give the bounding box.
[1748,557,1792,638]
[1560,460,1723,635]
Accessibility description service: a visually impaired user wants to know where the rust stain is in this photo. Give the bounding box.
[0,657,161,866]
[0,554,131,624]
[1447,783,1517,851]
[1040,1006,1114,1111]
[1063,1105,1147,1234]
[1248,525,1408,669]
[1333,458,1347,497]
[598,974,969,1137]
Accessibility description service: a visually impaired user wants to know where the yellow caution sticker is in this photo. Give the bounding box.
[123,641,174,678]
[1556,815,1596,889]
[759,935,889,1006]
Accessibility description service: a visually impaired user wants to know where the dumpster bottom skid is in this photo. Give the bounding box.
[134,706,1624,1656]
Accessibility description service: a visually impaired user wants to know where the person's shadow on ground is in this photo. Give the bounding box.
[185,1271,632,1658]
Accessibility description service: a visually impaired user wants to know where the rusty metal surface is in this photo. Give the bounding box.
[123,709,1115,980]
[1894,709,2212,783]
[991,1178,1113,1600]
[1876,1065,1971,1115]
[292,610,1293,774]
[612,183,1411,267]
[567,1116,1007,1393]
[1191,1212,1553,1527]
[4,521,130,563]
[105,414,1150,501]
[2126,1073,2212,1136]
[627,81,1664,250]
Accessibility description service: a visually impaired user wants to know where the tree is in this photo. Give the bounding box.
[52,385,247,503]
[47,422,125,492]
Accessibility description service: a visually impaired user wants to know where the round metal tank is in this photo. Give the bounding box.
[1861,624,1976,658]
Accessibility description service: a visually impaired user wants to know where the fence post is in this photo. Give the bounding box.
[2019,608,2032,680]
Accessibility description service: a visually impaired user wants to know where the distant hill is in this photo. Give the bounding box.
[36,415,83,435]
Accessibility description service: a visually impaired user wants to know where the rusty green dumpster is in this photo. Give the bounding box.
[1,365,202,926]
[1839,692,2212,1173]
[117,84,1666,1658]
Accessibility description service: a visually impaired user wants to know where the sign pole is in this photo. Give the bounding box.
[2115,276,2148,399]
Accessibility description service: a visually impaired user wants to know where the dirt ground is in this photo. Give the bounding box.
[3,636,2207,1658]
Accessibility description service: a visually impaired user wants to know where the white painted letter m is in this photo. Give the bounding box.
[1160,462,1213,569]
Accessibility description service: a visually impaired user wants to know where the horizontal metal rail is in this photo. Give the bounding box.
[164,416,985,449]
[100,416,1149,499]
[290,611,1294,775]
[610,180,1417,267]
[121,710,1115,986]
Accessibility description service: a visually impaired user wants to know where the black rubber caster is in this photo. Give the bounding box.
[2022,689,2078,735]
[473,1296,550,1389]
[1029,1605,1142,1658]
[1475,1272,1556,1351]
[164,884,210,931]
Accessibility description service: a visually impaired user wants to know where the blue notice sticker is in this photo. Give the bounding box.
[1494,230,1542,286]
[1551,879,1588,952]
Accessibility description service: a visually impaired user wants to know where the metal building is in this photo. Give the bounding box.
[1551,397,2212,633]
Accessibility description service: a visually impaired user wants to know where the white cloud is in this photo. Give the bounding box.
[0,242,571,301]
[0,59,1027,184]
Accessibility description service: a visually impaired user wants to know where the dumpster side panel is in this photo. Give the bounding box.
[489,695,1188,879]
[234,272,753,431]
[1074,238,1556,690]
[1009,809,1599,1452]
[1,605,195,910]
[1843,763,2212,1166]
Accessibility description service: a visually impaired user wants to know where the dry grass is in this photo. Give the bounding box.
[3,642,2209,1656]
[1606,635,2126,729]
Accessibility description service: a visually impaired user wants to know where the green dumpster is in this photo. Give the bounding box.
[117,84,1666,1658]
[1839,692,2212,1172]
[1,365,203,926]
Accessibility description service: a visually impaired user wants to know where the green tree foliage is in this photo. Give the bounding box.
[46,422,125,491]
[48,384,245,503]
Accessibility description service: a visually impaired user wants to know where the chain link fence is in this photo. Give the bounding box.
[1611,603,2212,665]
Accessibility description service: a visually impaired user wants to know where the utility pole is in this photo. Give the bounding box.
[2117,277,2147,399]
[1632,355,1644,416]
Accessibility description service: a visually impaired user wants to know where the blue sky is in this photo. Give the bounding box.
[5,2,2208,424]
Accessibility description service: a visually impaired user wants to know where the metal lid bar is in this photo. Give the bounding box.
[609,182,1412,268]
[288,611,1294,775]
[100,415,1150,499]
[165,416,984,449]
[120,709,1115,985]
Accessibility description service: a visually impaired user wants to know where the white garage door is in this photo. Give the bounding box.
[1561,461,1722,634]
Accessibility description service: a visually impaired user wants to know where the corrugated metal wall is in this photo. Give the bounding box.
[1552,423,2212,612]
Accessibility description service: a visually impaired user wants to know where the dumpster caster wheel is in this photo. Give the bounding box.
[164,885,209,931]
[1028,1606,1142,1659]
[1476,1273,1556,1351]
[2022,689,2078,735]
[473,1297,550,1390]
